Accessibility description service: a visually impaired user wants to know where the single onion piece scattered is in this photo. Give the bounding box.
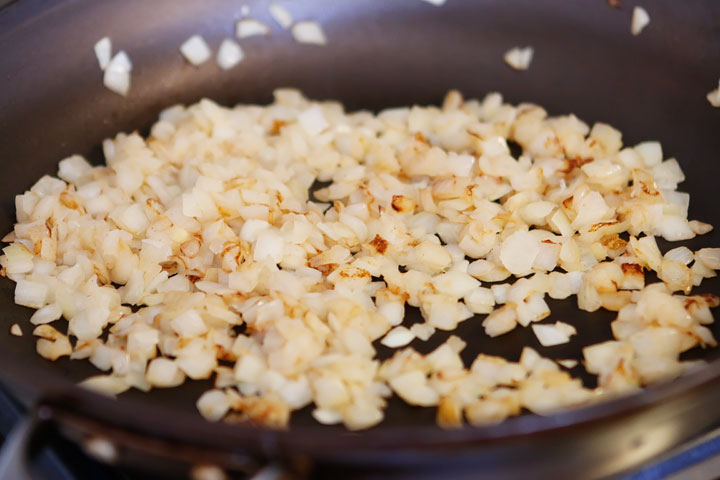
[107,50,132,72]
[236,19,270,38]
[10,323,22,337]
[80,375,131,397]
[94,37,112,70]
[419,0,448,5]
[532,322,577,347]
[180,35,212,67]
[216,39,244,70]
[292,21,327,45]
[707,80,720,108]
[631,6,650,36]
[103,51,132,96]
[504,46,533,71]
[268,3,293,29]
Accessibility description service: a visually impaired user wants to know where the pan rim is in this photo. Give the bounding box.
[0,344,717,454]
[0,0,719,460]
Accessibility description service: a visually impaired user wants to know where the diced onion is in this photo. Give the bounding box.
[94,37,112,70]
[196,389,231,421]
[216,39,244,70]
[380,326,415,348]
[631,6,650,36]
[532,322,577,347]
[2,87,717,433]
[79,375,131,396]
[180,35,212,67]
[103,51,132,96]
[707,80,720,107]
[268,3,293,29]
[504,46,533,71]
[291,21,327,45]
[15,280,48,309]
[146,358,185,388]
[236,19,270,38]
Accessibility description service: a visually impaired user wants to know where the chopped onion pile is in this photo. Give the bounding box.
[2,89,718,431]
[504,47,534,71]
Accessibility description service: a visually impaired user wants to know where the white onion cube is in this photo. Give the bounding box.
[236,19,270,38]
[292,21,327,45]
[269,3,293,29]
[180,35,212,66]
[216,39,244,70]
[94,37,112,70]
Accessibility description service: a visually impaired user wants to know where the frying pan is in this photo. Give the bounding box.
[0,0,719,478]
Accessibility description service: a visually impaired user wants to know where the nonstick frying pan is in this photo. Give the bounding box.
[0,0,719,478]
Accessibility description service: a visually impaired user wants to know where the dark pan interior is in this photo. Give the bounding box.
[0,0,719,452]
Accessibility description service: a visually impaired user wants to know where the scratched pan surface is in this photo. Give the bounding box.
[0,0,719,478]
